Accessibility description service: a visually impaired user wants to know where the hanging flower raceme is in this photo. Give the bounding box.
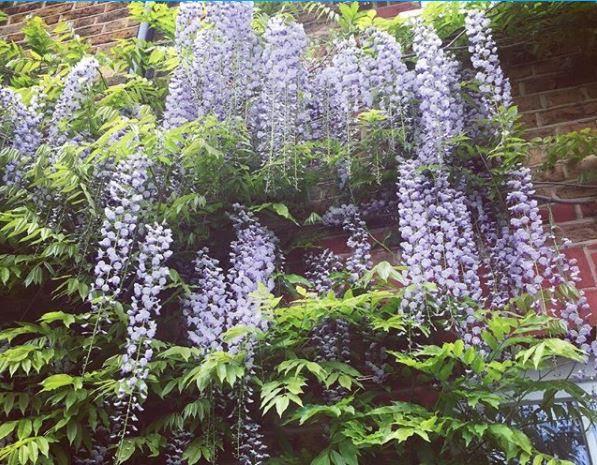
[0,87,42,186]
[465,9,512,115]
[305,249,342,296]
[183,247,229,354]
[361,28,415,123]
[412,21,464,164]
[163,2,203,129]
[463,9,595,358]
[114,223,173,439]
[90,152,151,311]
[82,151,153,374]
[174,1,203,53]
[48,56,100,148]
[226,205,279,360]
[397,23,483,339]
[251,17,308,178]
[164,1,260,128]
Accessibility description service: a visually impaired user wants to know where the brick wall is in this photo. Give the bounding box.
[503,43,597,139]
[0,1,138,49]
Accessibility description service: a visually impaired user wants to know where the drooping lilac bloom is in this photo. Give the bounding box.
[322,204,372,283]
[164,430,192,465]
[163,3,203,129]
[48,57,100,148]
[397,23,483,341]
[251,17,308,180]
[361,29,415,121]
[115,223,172,436]
[305,249,341,296]
[0,87,42,186]
[412,21,463,164]
[464,10,595,357]
[183,247,228,353]
[225,205,279,360]
[174,2,203,52]
[90,152,151,309]
[164,2,260,128]
[236,415,270,465]
[465,9,512,114]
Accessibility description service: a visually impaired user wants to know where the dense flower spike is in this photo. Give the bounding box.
[252,17,308,179]
[164,2,260,128]
[396,22,483,338]
[226,205,279,359]
[0,87,42,186]
[90,152,151,308]
[183,247,228,353]
[115,223,173,437]
[236,416,270,465]
[465,9,512,113]
[361,29,415,121]
[48,57,100,148]
[464,10,595,357]
[163,3,203,129]
[174,2,203,52]
[164,430,193,465]
[305,249,341,295]
[412,21,464,164]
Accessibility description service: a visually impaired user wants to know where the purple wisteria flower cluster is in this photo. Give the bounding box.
[164,2,261,128]
[183,247,229,354]
[0,87,42,186]
[90,152,151,314]
[465,10,512,116]
[115,223,173,436]
[48,56,100,148]
[397,22,483,344]
[226,205,279,358]
[252,17,308,174]
[361,29,415,123]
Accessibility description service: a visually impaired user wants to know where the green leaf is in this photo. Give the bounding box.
[39,311,75,327]
[41,374,74,391]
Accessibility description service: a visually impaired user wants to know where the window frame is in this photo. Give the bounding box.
[522,359,597,465]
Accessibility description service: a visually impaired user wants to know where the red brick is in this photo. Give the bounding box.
[75,24,104,37]
[7,32,24,42]
[515,94,542,112]
[519,111,538,128]
[63,4,106,19]
[375,3,419,18]
[537,101,597,127]
[584,83,597,100]
[559,220,597,244]
[581,201,597,219]
[104,2,130,12]
[69,16,98,29]
[533,57,574,76]
[98,8,129,23]
[508,65,533,80]
[2,3,43,16]
[554,119,596,135]
[523,76,561,95]
[101,17,129,33]
[564,247,594,289]
[550,204,578,223]
[543,88,585,108]
[36,3,74,18]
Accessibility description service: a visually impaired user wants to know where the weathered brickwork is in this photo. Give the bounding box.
[0,1,139,49]
[503,43,597,139]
